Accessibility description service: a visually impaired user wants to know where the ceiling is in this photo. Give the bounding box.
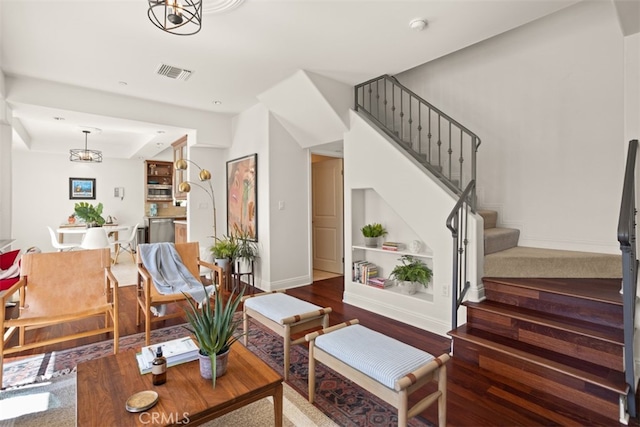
[0,0,579,159]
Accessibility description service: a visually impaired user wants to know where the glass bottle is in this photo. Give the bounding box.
[152,346,167,385]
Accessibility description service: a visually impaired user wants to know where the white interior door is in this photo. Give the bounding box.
[312,157,343,274]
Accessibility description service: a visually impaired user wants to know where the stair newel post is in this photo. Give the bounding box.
[616,139,639,421]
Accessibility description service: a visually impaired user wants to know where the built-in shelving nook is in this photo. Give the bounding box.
[345,188,441,329]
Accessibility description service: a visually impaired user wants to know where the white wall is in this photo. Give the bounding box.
[625,33,640,144]
[268,113,311,288]
[184,145,226,255]
[398,0,626,254]
[229,104,269,288]
[12,151,146,252]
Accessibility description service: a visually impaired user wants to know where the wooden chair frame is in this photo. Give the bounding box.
[306,319,449,427]
[1,248,119,388]
[242,290,331,380]
[136,242,223,346]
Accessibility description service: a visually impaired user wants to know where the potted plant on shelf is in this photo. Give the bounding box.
[389,255,433,295]
[210,235,237,272]
[361,223,387,247]
[73,202,106,227]
[232,227,258,274]
[183,283,245,387]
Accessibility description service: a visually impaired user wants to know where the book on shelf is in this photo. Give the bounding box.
[136,336,200,374]
[367,277,391,288]
[381,242,405,251]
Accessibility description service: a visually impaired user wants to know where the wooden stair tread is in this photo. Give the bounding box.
[483,277,623,305]
[464,300,624,343]
[449,324,627,394]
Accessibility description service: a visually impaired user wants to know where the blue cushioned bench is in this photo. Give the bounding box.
[306,319,449,427]
[242,291,332,380]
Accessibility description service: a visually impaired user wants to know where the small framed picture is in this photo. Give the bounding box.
[69,177,96,200]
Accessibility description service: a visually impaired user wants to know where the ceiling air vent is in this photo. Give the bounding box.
[155,64,193,81]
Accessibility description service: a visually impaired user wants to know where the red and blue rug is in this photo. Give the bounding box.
[2,317,433,427]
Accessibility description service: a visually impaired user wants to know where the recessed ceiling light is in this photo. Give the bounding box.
[53,116,65,121]
[119,81,128,86]
[409,18,427,31]
[212,100,222,105]
[156,142,164,147]
[157,130,165,134]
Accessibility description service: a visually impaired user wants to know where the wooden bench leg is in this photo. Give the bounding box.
[243,308,249,346]
[284,324,291,380]
[398,390,408,427]
[438,363,447,426]
[308,341,316,403]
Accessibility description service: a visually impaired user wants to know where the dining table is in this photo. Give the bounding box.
[56,224,129,246]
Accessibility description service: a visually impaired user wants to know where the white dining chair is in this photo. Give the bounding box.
[47,226,80,252]
[80,227,110,250]
[111,223,139,264]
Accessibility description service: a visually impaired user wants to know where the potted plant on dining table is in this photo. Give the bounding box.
[73,202,106,227]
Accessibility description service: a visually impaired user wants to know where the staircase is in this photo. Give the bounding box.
[354,75,635,423]
[478,209,520,255]
[449,208,629,423]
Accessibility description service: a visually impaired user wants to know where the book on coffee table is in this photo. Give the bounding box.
[136,336,200,374]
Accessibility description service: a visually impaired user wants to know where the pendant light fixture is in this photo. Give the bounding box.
[70,130,103,163]
[148,0,203,36]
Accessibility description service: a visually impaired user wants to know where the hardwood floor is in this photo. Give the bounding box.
[4,277,635,426]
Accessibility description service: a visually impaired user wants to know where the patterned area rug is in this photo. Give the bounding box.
[2,317,433,427]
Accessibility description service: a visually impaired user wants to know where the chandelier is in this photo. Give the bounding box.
[147,0,203,36]
[70,130,102,163]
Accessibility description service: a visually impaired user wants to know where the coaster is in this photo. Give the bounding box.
[125,390,159,413]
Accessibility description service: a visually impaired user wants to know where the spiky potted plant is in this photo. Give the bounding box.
[183,283,245,387]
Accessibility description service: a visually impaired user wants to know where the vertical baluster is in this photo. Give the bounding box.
[391,83,396,136]
[437,115,442,169]
[471,136,477,211]
[408,95,413,149]
[399,90,404,141]
[448,122,452,180]
[367,83,372,116]
[383,79,388,128]
[428,109,432,163]
[459,129,464,190]
[417,102,422,156]
[376,79,380,121]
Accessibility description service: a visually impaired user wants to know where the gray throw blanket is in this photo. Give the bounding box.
[138,242,213,303]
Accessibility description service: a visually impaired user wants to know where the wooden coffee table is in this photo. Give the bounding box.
[77,343,283,426]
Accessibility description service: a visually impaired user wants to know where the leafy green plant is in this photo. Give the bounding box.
[361,223,387,238]
[232,228,259,261]
[389,255,433,287]
[210,235,238,259]
[73,202,105,226]
[183,284,245,387]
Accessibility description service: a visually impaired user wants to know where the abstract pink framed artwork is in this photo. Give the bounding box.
[226,153,257,241]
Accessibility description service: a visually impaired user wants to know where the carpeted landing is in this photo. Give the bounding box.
[1,316,433,427]
[484,246,622,278]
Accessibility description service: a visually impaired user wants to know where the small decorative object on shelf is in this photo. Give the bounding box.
[361,223,387,247]
[389,255,433,295]
[410,240,423,254]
